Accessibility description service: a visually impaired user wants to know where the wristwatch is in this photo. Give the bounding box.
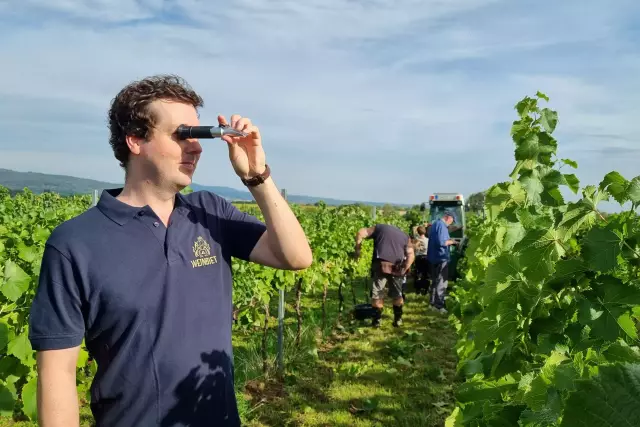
[241,164,271,187]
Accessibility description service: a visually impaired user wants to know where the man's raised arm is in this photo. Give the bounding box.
[248,177,313,270]
[217,113,312,271]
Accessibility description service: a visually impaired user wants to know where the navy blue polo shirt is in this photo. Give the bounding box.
[427,219,451,263]
[28,188,267,427]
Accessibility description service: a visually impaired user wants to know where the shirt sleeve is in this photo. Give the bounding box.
[218,198,267,261]
[437,222,449,246]
[28,244,85,351]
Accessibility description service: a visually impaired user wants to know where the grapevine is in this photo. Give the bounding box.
[447,92,640,426]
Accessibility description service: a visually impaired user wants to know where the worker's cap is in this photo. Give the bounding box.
[443,210,455,218]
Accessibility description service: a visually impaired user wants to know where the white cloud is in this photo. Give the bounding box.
[0,0,638,206]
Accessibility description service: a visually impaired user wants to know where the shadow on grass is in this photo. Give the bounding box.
[235,277,461,427]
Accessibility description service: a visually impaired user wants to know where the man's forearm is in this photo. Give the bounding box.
[249,177,312,269]
[37,371,79,427]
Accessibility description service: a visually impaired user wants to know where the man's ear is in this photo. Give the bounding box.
[125,135,145,156]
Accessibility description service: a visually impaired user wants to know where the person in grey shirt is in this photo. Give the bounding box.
[354,223,415,327]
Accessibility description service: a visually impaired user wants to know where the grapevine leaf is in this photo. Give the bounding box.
[515,134,541,161]
[511,120,531,141]
[514,229,566,283]
[561,363,640,427]
[482,403,526,426]
[581,278,640,341]
[599,171,630,205]
[502,222,526,251]
[519,169,544,205]
[33,225,50,243]
[485,183,512,207]
[0,320,8,352]
[546,258,588,288]
[515,134,557,165]
[558,185,608,237]
[530,308,572,345]
[536,91,550,102]
[445,407,463,427]
[602,341,640,363]
[17,241,38,263]
[522,374,548,411]
[561,158,578,169]
[516,96,538,118]
[516,206,554,230]
[616,313,637,340]
[473,303,519,348]
[7,332,33,366]
[456,377,519,403]
[563,173,580,194]
[0,383,14,417]
[582,228,623,273]
[508,180,527,205]
[2,260,31,302]
[629,176,640,205]
[77,346,90,368]
[591,305,625,342]
[550,362,580,392]
[21,375,38,421]
[540,108,558,133]
[599,276,640,307]
[485,254,522,290]
[541,187,564,207]
[519,388,562,426]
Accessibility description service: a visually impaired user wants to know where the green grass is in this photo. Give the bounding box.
[233,281,459,426]
[0,280,459,426]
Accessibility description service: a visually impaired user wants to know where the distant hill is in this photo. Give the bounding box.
[0,168,120,196]
[0,169,411,207]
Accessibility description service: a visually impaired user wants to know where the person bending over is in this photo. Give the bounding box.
[354,223,414,327]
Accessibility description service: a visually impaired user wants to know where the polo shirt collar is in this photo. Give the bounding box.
[97,188,193,226]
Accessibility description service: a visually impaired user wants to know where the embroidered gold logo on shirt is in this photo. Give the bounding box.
[191,236,217,268]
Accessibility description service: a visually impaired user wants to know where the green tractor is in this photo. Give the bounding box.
[419,193,467,281]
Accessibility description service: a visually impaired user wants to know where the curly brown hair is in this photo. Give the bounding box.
[108,74,204,168]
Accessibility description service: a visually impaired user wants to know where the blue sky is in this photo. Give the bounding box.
[0,0,638,208]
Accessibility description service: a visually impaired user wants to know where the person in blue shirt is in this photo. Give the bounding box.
[426,211,459,313]
[28,74,313,427]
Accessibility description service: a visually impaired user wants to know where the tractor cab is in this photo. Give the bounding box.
[419,193,467,281]
[427,193,466,241]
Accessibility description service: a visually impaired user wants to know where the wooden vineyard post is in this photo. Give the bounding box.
[277,188,286,375]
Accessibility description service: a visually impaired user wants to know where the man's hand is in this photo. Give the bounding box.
[218,114,265,180]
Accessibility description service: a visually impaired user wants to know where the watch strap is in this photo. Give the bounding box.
[241,164,271,187]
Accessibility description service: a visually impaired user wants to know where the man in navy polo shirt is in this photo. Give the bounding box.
[426,211,458,314]
[28,75,312,426]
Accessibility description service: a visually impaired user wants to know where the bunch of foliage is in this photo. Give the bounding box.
[447,92,640,426]
[0,189,93,420]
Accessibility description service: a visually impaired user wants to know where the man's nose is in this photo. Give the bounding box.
[185,139,203,154]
